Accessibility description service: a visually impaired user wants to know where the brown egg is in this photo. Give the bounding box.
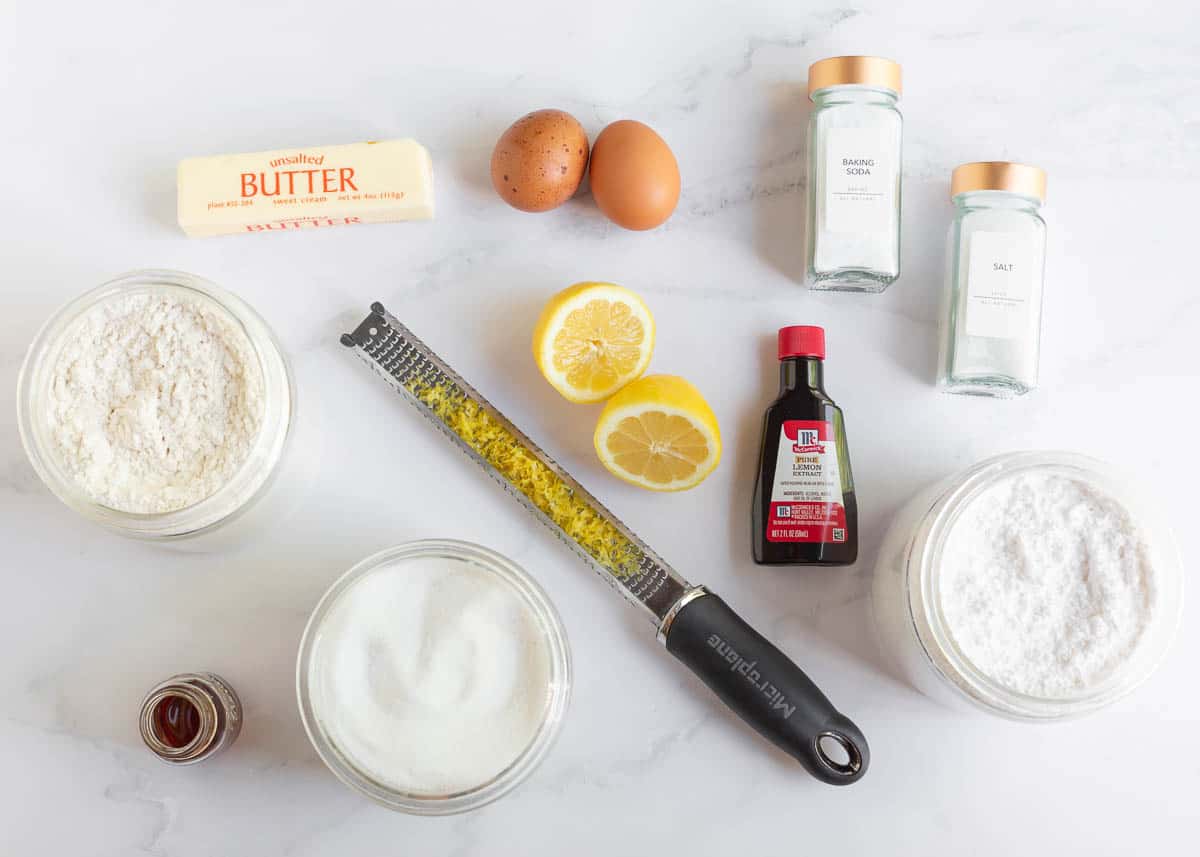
[490,109,589,213]
[588,120,680,231]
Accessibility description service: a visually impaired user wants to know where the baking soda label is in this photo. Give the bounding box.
[766,420,847,543]
[965,230,1037,338]
[823,127,893,233]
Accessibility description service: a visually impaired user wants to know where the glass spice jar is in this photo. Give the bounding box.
[937,162,1048,397]
[139,672,242,764]
[805,56,903,293]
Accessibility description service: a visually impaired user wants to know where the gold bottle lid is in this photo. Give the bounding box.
[950,162,1047,201]
[807,56,902,97]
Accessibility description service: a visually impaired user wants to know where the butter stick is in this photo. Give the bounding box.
[177,139,434,237]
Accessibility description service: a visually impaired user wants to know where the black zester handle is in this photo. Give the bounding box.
[664,593,869,785]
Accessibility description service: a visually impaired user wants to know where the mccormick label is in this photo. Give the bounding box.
[765,420,847,543]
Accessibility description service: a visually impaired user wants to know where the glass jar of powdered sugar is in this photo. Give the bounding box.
[805,55,902,292]
[17,269,295,544]
[872,452,1182,721]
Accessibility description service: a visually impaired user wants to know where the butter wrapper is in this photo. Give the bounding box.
[177,139,434,237]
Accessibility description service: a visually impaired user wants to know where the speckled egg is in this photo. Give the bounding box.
[490,109,590,213]
[588,120,680,231]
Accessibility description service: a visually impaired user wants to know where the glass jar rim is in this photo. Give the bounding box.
[908,451,1184,720]
[16,269,294,538]
[139,684,219,760]
[295,539,573,815]
[809,82,900,100]
[951,187,1044,206]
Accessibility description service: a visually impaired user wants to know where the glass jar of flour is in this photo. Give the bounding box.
[17,270,297,545]
[805,56,903,292]
[937,162,1047,396]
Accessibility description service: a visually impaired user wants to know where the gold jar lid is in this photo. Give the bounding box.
[950,162,1047,201]
[807,56,902,97]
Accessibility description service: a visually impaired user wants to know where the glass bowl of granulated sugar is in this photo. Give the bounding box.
[872,451,1184,720]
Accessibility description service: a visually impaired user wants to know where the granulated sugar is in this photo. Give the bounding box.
[45,291,264,514]
[307,554,552,795]
[939,471,1157,698]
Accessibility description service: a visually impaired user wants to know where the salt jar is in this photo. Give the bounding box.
[937,162,1048,397]
[805,56,903,292]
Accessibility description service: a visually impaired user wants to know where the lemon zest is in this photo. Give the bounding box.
[407,378,642,578]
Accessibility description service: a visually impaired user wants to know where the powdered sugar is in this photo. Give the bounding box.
[939,471,1157,698]
[44,291,264,514]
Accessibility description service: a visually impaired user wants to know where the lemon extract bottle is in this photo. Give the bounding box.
[752,326,857,566]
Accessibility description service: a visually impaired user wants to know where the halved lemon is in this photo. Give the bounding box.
[594,375,721,491]
[532,282,654,403]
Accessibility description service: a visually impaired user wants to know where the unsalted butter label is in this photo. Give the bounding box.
[177,139,434,237]
[823,127,893,233]
[965,231,1037,338]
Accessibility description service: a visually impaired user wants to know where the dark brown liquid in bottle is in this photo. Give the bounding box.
[752,355,858,565]
[154,695,202,748]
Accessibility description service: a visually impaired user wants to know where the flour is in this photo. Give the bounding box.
[939,471,1157,698]
[45,291,265,514]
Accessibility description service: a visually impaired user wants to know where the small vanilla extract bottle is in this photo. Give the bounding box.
[139,672,242,765]
[752,326,857,565]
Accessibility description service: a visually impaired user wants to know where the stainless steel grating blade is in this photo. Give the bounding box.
[341,302,690,623]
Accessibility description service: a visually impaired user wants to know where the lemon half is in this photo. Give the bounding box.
[532,282,654,403]
[594,375,721,491]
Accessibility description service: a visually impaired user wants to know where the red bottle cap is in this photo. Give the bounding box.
[778,325,825,360]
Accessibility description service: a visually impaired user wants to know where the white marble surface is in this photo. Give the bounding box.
[2,0,1197,853]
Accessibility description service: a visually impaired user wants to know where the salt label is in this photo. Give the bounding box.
[964,230,1038,339]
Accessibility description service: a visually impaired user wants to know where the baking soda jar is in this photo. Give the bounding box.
[871,452,1183,720]
[16,269,296,544]
[805,56,903,292]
